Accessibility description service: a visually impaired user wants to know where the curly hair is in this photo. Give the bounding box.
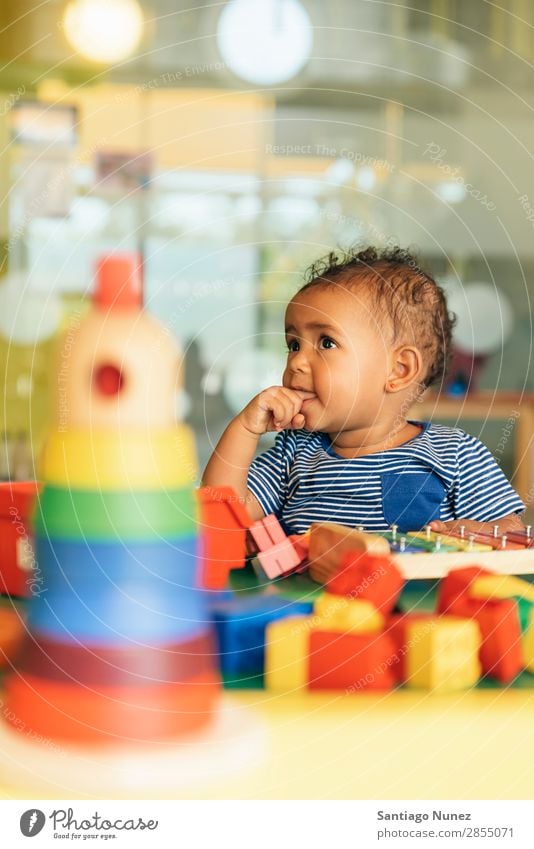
[297,245,455,389]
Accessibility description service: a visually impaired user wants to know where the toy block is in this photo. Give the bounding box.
[211,595,313,678]
[308,630,397,691]
[436,566,494,616]
[0,481,40,597]
[475,598,523,683]
[326,551,404,615]
[470,574,534,605]
[437,569,524,682]
[248,514,288,551]
[197,486,252,589]
[308,523,390,582]
[0,608,25,668]
[384,613,437,681]
[253,539,302,581]
[313,593,384,633]
[404,616,481,692]
[248,520,273,551]
[521,612,534,672]
[289,531,310,563]
[262,514,287,545]
[264,615,310,692]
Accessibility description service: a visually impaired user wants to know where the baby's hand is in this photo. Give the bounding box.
[239,386,306,435]
[429,514,524,536]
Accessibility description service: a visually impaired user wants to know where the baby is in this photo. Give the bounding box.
[203,246,525,580]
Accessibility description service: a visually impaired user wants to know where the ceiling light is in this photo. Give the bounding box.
[217,0,313,85]
[63,0,143,64]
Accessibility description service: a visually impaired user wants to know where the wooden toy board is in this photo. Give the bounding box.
[370,530,534,579]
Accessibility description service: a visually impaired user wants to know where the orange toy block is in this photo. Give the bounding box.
[326,551,404,615]
[197,486,252,589]
[475,598,523,684]
[308,630,397,691]
[436,566,494,616]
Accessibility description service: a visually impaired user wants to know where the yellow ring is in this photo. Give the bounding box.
[41,427,198,490]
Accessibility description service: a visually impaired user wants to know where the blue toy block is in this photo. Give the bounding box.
[210,594,313,678]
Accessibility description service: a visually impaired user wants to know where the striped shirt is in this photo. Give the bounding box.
[247,420,525,535]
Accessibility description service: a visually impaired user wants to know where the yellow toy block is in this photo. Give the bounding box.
[470,574,534,604]
[41,426,197,489]
[264,616,310,692]
[522,623,534,672]
[405,617,481,692]
[313,593,384,633]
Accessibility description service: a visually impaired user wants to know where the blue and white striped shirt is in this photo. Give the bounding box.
[247,421,525,535]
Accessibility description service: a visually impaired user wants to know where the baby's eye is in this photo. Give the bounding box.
[287,339,300,353]
[319,336,337,350]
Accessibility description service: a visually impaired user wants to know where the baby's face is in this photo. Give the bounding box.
[282,285,393,434]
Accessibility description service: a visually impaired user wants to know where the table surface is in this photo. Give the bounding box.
[1,576,534,800]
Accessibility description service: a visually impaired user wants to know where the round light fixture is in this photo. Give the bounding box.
[216,0,313,85]
[63,0,144,64]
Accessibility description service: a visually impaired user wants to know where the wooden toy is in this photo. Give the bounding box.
[3,255,221,748]
[404,617,481,692]
[380,524,534,578]
[308,522,390,584]
[326,551,404,615]
[308,630,397,691]
[197,486,252,589]
[264,615,310,692]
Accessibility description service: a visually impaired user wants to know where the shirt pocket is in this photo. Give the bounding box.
[381,471,446,532]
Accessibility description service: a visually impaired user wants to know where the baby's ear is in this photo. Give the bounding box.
[385,345,424,392]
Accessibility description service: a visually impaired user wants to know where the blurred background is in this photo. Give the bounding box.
[0,0,532,511]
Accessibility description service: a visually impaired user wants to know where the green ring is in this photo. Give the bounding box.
[33,486,198,542]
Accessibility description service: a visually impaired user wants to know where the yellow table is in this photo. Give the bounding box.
[2,689,534,800]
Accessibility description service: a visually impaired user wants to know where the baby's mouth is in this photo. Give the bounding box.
[292,389,316,401]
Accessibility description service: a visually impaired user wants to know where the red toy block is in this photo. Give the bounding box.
[437,566,493,616]
[326,550,404,614]
[197,486,252,589]
[384,613,436,682]
[0,481,40,597]
[308,630,397,691]
[475,598,523,683]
